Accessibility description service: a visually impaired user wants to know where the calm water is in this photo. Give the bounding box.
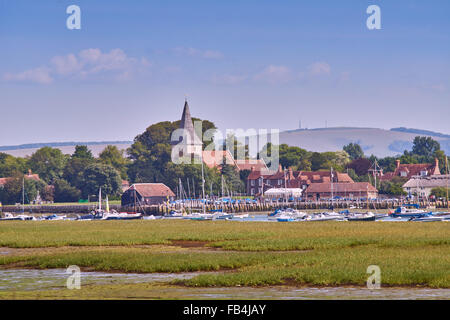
[0,269,449,299]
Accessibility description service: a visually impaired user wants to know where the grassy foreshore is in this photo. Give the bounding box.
[0,220,449,299]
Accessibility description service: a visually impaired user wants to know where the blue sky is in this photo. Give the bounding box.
[0,0,449,145]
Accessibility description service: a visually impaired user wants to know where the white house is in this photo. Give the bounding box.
[402,174,450,198]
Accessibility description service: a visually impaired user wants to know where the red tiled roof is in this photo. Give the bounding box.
[247,170,275,180]
[202,150,236,169]
[381,160,440,181]
[235,159,268,172]
[0,174,40,186]
[129,183,175,198]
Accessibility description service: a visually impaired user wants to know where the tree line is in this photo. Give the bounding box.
[1,119,448,204]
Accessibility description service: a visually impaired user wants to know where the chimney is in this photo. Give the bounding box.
[435,157,439,167]
[251,166,255,172]
[278,164,282,172]
[28,169,32,176]
[396,160,400,169]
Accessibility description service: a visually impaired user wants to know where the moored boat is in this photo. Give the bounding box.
[346,212,376,221]
[390,204,431,218]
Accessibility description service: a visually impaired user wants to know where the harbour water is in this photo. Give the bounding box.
[1,269,449,300]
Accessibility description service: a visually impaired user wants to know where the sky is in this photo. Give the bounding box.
[0,0,449,146]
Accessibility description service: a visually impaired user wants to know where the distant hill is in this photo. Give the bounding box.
[0,141,133,157]
[391,127,450,139]
[1,127,449,159]
[279,127,450,157]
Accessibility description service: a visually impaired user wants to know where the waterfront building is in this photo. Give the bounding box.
[305,182,378,200]
[121,183,175,206]
[402,174,450,198]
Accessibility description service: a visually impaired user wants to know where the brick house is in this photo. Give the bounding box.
[246,165,354,196]
[0,170,40,188]
[380,158,441,181]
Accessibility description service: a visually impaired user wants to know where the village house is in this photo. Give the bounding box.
[380,158,441,181]
[246,165,354,196]
[202,149,268,172]
[402,174,450,198]
[305,182,378,200]
[121,183,175,206]
[0,170,40,188]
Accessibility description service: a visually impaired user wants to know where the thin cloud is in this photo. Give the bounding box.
[212,74,248,85]
[3,49,151,84]
[3,67,53,84]
[254,65,292,83]
[308,62,331,76]
[173,47,224,59]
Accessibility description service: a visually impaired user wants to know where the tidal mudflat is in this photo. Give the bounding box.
[0,220,448,299]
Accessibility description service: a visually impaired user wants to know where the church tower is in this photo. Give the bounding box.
[172,100,203,162]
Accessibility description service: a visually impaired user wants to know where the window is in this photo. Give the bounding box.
[259,179,263,186]
[251,180,255,186]
[420,171,427,176]
[400,171,407,177]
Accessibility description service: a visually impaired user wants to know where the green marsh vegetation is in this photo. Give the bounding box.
[0,220,449,288]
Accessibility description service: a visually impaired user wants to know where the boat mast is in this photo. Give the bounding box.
[446,156,449,211]
[134,188,137,214]
[330,167,334,209]
[284,168,288,206]
[22,177,25,213]
[201,153,206,214]
[99,187,102,212]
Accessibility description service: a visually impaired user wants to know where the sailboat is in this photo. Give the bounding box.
[78,188,105,220]
[0,178,36,221]
[107,189,143,220]
[188,155,215,221]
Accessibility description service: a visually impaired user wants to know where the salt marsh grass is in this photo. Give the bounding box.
[0,220,448,288]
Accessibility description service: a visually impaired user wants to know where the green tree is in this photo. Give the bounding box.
[343,143,365,160]
[81,163,122,198]
[72,145,94,160]
[379,176,408,196]
[99,145,130,180]
[223,133,250,161]
[411,136,441,160]
[310,151,349,171]
[258,143,311,171]
[29,147,67,183]
[220,157,244,193]
[430,187,449,199]
[63,146,96,192]
[346,158,371,176]
[0,153,29,177]
[0,175,46,205]
[127,118,216,184]
[53,179,81,203]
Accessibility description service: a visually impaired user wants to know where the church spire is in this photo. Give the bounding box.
[179,100,202,145]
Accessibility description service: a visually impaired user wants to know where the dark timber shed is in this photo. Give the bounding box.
[121,183,175,206]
